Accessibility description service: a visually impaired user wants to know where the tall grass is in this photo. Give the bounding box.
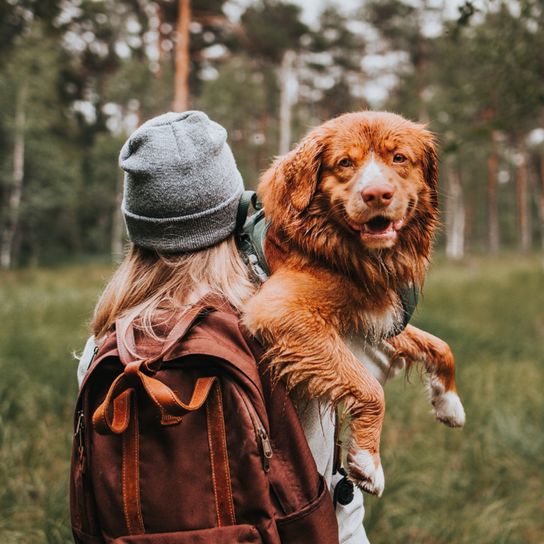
[0,256,542,543]
[0,265,111,544]
[365,255,544,544]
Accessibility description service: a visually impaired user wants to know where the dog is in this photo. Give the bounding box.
[243,111,465,497]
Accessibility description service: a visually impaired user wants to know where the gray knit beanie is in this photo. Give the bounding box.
[119,111,244,253]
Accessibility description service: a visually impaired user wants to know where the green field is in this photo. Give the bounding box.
[0,257,543,543]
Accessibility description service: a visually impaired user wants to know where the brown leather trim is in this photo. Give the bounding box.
[122,392,145,535]
[206,383,236,527]
[93,372,216,435]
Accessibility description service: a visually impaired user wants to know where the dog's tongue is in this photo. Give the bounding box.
[363,216,393,234]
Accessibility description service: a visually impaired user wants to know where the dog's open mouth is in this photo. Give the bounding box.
[347,215,404,245]
[364,216,394,234]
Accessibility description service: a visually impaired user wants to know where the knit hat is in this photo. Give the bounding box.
[119,111,244,253]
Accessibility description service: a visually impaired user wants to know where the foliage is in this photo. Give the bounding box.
[0,0,544,265]
[365,255,544,543]
[240,0,308,63]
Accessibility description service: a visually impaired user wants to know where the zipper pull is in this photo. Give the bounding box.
[90,345,99,366]
[258,427,273,472]
[75,410,86,473]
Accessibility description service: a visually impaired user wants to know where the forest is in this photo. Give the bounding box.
[1,0,544,268]
[1,2,544,543]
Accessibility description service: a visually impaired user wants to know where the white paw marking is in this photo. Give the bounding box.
[432,390,466,428]
[428,375,465,428]
[347,449,385,497]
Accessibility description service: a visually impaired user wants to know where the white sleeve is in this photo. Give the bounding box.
[298,400,369,544]
[332,472,370,544]
[299,341,402,544]
[77,335,98,388]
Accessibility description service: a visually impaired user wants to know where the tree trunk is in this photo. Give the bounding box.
[111,167,125,261]
[537,155,544,258]
[155,2,165,80]
[278,50,297,155]
[534,154,544,267]
[173,0,191,112]
[445,157,465,260]
[254,111,269,180]
[487,137,500,253]
[538,155,544,253]
[515,146,531,252]
[1,84,26,270]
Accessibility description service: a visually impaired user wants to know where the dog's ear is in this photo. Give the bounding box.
[421,132,439,210]
[281,135,325,211]
[259,130,326,214]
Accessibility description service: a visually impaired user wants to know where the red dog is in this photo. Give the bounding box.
[244,111,465,496]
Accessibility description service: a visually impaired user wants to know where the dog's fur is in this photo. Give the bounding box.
[243,111,465,496]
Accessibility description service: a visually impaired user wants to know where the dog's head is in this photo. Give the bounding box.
[259,111,438,285]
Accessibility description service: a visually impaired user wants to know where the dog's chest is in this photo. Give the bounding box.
[354,304,401,341]
[341,302,403,381]
[342,332,397,384]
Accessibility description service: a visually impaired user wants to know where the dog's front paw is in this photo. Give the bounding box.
[432,390,466,428]
[347,449,385,497]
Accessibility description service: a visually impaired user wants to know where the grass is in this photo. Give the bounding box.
[365,255,544,544]
[0,256,542,543]
[0,265,111,544]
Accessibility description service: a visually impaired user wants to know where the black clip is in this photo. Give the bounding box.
[333,467,355,507]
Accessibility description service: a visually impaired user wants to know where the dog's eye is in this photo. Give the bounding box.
[393,153,406,164]
[338,158,353,168]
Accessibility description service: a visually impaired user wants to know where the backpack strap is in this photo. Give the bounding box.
[398,284,419,331]
[236,190,259,232]
[236,190,270,282]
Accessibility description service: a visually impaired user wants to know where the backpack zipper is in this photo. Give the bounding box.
[257,427,273,472]
[234,386,273,472]
[75,346,98,474]
[90,345,99,368]
[75,409,86,473]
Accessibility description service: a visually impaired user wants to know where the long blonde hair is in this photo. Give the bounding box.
[91,236,255,339]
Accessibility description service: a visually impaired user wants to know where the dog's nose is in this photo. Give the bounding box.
[361,184,395,207]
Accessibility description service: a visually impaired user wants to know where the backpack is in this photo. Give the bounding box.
[70,295,339,544]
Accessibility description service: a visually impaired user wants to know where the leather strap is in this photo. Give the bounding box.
[121,391,145,535]
[93,371,216,434]
[206,382,236,527]
[93,296,227,434]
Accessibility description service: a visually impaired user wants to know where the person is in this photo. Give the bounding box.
[76,110,404,543]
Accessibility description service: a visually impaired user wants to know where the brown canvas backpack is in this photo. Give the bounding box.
[70,295,339,543]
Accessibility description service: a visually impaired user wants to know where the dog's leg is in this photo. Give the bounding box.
[244,279,386,496]
[388,325,465,427]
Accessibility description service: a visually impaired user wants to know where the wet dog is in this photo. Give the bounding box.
[244,111,465,496]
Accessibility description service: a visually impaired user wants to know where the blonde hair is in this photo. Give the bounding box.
[91,236,255,340]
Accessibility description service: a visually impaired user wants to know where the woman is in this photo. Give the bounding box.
[77,110,403,543]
